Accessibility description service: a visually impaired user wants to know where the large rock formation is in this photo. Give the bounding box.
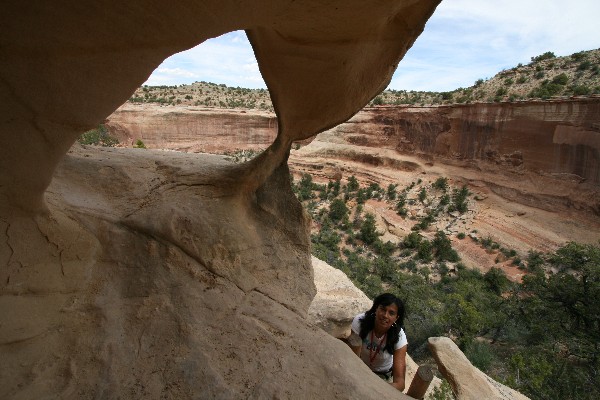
[0,1,442,398]
[330,101,600,183]
[428,337,530,400]
[308,256,372,339]
[103,100,600,266]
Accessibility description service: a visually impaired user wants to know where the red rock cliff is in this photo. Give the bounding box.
[337,99,600,184]
[107,99,600,185]
[106,104,278,152]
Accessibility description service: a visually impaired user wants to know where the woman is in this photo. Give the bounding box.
[348,293,408,391]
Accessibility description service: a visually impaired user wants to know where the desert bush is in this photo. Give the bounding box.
[571,51,586,61]
[552,73,569,85]
[346,175,359,192]
[573,85,591,95]
[531,52,556,63]
[465,341,495,372]
[433,177,448,191]
[78,124,119,147]
[578,60,592,71]
[359,213,380,245]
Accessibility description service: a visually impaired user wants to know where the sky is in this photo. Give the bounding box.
[145,0,600,92]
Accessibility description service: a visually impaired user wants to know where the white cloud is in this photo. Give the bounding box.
[145,1,600,91]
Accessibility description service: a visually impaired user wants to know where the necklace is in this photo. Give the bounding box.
[368,330,387,366]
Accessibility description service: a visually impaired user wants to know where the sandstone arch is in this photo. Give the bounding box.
[1,1,441,398]
[1,0,440,214]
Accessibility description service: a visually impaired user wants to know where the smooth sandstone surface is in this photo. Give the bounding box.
[428,337,530,400]
[308,255,372,339]
[1,1,442,398]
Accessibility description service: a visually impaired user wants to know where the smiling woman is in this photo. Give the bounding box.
[145,31,266,89]
[348,293,408,391]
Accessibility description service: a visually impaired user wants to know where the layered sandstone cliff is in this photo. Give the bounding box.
[338,100,600,185]
[107,104,278,152]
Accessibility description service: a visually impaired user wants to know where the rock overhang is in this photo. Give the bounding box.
[0,0,441,214]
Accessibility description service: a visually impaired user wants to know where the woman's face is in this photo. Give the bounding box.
[374,303,399,333]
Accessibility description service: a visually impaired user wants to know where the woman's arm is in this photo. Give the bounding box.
[390,345,407,391]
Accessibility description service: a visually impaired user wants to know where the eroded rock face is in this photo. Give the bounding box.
[106,99,600,216]
[2,145,398,399]
[106,104,278,153]
[1,1,442,398]
[325,100,600,184]
[308,256,372,338]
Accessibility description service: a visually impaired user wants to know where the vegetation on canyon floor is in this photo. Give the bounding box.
[291,171,600,400]
[127,48,600,109]
[78,124,119,147]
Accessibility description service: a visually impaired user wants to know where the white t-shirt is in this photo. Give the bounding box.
[350,312,408,373]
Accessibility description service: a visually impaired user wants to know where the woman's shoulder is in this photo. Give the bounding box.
[351,312,366,332]
[395,327,408,348]
[354,312,366,320]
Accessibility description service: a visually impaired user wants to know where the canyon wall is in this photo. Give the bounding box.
[107,104,278,152]
[331,99,600,184]
[108,99,600,184]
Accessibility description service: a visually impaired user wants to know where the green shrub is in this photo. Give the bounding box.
[403,232,422,249]
[571,51,586,61]
[297,173,314,201]
[133,139,146,149]
[417,239,433,262]
[359,213,380,245]
[433,230,460,262]
[346,176,359,192]
[328,199,348,222]
[433,177,449,191]
[418,188,427,203]
[372,96,384,106]
[530,82,563,99]
[78,124,119,147]
[573,85,591,95]
[531,51,556,63]
[465,341,495,372]
[578,60,592,71]
[552,73,568,85]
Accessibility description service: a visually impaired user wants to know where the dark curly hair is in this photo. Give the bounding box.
[358,293,405,355]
